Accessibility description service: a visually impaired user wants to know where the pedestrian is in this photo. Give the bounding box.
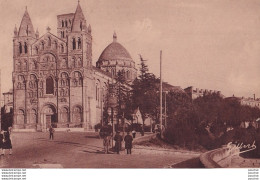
[132,129,136,138]
[3,128,12,155]
[49,125,55,140]
[103,134,111,154]
[124,132,133,154]
[114,131,123,154]
[0,130,4,155]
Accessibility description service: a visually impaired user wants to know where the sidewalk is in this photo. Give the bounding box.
[0,132,199,168]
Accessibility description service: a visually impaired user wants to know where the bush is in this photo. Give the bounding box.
[94,123,102,131]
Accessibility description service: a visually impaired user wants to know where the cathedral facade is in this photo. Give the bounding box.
[12,3,137,131]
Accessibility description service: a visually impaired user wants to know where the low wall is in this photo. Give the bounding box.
[200,145,239,168]
[133,133,156,145]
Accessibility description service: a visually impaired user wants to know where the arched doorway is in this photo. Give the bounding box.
[42,104,57,129]
[17,109,25,125]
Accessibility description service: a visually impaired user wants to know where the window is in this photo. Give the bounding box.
[78,38,81,49]
[72,38,76,50]
[24,42,28,54]
[26,25,29,36]
[61,31,65,38]
[48,37,51,46]
[80,21,83,31]
[96,84,98,101]
[19,42,22,54]
[62,20,64,27]
[61,44,64,53]
[35,46,38,54]
[41,42,44,50]
[54,41,58,49]
[65,20,68,27]
[46,77,54,94]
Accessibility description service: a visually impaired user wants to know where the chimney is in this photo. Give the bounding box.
[253,94,255,100]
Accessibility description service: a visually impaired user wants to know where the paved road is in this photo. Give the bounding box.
[0,132,199,168]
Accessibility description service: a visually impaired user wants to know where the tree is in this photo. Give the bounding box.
[131,55,160,129]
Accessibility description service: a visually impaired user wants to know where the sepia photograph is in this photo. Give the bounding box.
[0,0,259,173]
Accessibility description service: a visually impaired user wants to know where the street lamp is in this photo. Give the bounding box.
[164,91,168,129]
[121,103,126,137]
[107,107,114,148]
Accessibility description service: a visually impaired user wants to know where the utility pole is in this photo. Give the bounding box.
[165,91,167,129]
[160,50,163,134]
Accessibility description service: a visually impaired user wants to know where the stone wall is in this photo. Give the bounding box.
[200,145,240,168]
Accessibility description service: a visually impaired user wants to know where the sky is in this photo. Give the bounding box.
[0,0,260,98]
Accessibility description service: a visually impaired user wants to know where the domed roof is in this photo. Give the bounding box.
[98,33,133,62]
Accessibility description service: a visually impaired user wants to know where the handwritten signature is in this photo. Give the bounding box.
[227,141,256,155]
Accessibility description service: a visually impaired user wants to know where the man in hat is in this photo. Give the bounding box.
[49,125,55,140]
[124,132,133,154]
[114,131,123,154]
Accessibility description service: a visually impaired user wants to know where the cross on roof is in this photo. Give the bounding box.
[47,26,51,32]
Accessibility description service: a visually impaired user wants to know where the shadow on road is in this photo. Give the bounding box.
[171,157,204,168]
[84,135,100,139]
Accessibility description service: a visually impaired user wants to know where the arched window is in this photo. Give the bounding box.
[62,20,64,27]
[26,25,29,36]
[35,46,38,54]
[96,84,98,101]
[80,21,83,31]
[46,76,54,94]
[41,42,44,50]
[78,38,81,49]
[78,58,82,67]
[54,41,58,49]
[61,44,64,53]
[72,38,76,50]
[48,37,51,46]
[19,42,22,54]
[24,42,28,54]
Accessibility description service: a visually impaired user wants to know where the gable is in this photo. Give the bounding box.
[31,32,66,55]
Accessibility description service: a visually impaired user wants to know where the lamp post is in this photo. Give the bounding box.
[107,107,114,148]
[164,91,168,129]
[121,103,126,137]
[160,50,163,136]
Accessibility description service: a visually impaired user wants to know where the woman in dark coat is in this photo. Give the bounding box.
[124,132,133,154]
[3,129,12,155]
[0,131,4,155]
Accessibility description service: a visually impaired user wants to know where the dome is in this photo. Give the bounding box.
[98,33,133,63]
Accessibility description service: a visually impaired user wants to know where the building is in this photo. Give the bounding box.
[240,96,260,109]
[2,89,13,113]
[184,86,223,100]
[12,3,137,131]
[225,95,260,109]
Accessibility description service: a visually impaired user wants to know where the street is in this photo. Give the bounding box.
[0,132,199,168]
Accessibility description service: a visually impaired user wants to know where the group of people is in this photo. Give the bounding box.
[103,130,137,154]
[0,127,12,155]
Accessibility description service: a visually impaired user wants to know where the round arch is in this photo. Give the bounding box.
[41,103,57,128]
[17,109,25,125]
[72,105,83,124]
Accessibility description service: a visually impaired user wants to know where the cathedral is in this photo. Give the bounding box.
[12,3,137,131]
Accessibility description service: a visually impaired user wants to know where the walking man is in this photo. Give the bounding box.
[114,131,123,154]
[103,135,111,154]
[49,125,55,140]
[124,132,133,154]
